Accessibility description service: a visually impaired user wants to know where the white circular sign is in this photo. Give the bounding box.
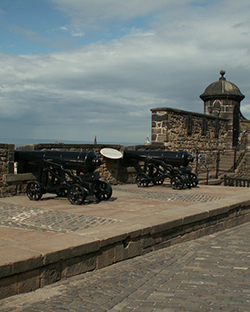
[100,148,123,159]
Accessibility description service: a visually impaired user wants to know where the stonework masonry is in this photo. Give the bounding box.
[151,107,229,151]
[0,144,17,197]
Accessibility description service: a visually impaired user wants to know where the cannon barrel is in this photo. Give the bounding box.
[14,150,101,173]
[123,150,193,167]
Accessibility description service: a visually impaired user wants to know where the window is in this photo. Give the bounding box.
[186,114,193,135]
[214,120,220,138]
[212,100,221,117]
[202,118,207,136]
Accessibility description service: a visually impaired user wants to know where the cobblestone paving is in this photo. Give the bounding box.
[115,187,222,203]
[0,203,119,233]
[1,222,249,311]
[0,188,221,233]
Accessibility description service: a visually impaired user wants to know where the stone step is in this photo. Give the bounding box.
[219,153,235,171]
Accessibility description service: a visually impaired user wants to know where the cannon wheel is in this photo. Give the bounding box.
[136,173,149,187]
[27,181,44,201]
[188,173,199,188]
[153,172,165,185]
[94,181,112,201]
[55,187,68,197]
[171,175,184,190]
[68,184,86,205]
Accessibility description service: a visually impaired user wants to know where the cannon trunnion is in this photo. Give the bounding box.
[15,150,112,205]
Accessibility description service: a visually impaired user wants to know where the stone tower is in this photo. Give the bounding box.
[200,70,245,147]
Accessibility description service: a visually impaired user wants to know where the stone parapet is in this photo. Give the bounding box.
[151,107,229,151]
[0,144,16,197]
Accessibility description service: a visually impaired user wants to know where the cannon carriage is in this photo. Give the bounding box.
[15,150,112,205]
[123,150,198,189]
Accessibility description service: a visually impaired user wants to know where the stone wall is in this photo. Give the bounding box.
[204,99,240,146]
[151,107,229,173]
[151,107,229,150]
[0,144,19,197]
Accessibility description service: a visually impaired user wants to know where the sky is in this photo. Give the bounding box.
[1,0,250,146]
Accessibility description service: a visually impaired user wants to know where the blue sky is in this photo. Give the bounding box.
[0,0,250,145]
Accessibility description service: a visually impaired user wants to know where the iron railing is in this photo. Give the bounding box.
[224,175,250,187]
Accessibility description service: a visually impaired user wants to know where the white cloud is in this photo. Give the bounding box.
[51,0,177,22]
[1,0,250,144]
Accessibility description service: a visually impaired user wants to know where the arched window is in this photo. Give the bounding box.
[212,100,221,117]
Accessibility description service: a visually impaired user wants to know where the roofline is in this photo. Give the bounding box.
[200,93,245,102]
[151,107,228,121]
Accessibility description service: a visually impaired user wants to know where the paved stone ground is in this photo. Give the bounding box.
[1,222,249,312]
[0,202,119,233]
[0,187,222,234]
[116,187,222,203]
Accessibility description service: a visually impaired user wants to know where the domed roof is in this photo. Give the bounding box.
[200,70,245,102]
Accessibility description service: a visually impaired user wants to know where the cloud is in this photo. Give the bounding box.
[52,0,177,41]
[52,0,174,22]
[1,0,250,144]
[60,25,85,37]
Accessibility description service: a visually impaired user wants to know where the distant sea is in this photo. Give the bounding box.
[0,138,142,148]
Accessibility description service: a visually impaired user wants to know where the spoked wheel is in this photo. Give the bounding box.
[188,173,199,188]
[153,172,165,185]
[68,184,86,205]
[94,181,112,201]
[171,176,184,190]
[136,173,149,187]
[27,181,44,201]
[55,187,68,197]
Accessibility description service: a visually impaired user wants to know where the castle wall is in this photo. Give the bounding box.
[204,99,242,146]
[151,107,229,151]
[0,144,19,197]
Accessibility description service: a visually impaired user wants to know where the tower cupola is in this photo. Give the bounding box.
[200,70,245,147]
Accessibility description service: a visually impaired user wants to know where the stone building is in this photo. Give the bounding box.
[200,70,247,147]
[151,107,228,151]
[151,70,250,150]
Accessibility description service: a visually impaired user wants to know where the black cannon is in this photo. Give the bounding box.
[123,150,198,189]
[15,150,112,205]
[123,150,194,166]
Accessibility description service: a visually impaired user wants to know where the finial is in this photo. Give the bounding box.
[219,69,226,81]
[144,135,150,145]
